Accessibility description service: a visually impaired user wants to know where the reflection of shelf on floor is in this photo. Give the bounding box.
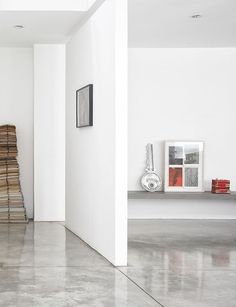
[128,191,236,201]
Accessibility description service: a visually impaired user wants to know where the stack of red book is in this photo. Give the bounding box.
[212,179,230,194]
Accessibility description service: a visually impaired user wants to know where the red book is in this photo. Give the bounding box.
[212,184,230,188]
[212,188,230,194]
[212,180,230,185]
[212,190,230,194]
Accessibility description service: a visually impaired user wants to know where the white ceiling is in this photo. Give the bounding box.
[129,0,236,47]
[0,0,100,47]
[0,0,92,11]
[0,11,86,47]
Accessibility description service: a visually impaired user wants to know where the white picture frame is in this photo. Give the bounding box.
[164,141,204,192]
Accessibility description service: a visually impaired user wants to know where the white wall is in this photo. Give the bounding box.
[129,48,236,219]
[0,48,33,218]
[66,0,127,266]
[34,44,65,221]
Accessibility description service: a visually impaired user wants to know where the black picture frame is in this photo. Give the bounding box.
[76,84,93,128]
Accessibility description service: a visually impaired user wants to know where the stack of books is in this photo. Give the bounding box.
[0,125,17,159]
[9,207,27,221]
[212,179,230,194]
[0,208,8,221]
[0,125,27,223]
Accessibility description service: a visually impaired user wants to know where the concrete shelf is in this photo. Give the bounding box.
[128,191,236,201]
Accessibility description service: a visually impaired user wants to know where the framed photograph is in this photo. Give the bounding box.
[76,84,93,128]
[164,141,204,192]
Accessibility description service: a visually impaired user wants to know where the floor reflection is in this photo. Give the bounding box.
[0,223,28,265]
[122,220,236,307]
[0,222,108,267]
[0,222,158,306]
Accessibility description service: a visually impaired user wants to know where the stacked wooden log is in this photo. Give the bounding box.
[0,125,27,223]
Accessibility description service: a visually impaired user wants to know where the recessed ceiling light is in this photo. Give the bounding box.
[191,14,202,19]
[14,25,24,29]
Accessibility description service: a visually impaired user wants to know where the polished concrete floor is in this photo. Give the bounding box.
[0,221,236,306]
[121,219,236,307]
[0,222,157,306]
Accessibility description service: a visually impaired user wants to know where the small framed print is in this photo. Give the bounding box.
[164,141,204,192]
[76,84,93,128]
